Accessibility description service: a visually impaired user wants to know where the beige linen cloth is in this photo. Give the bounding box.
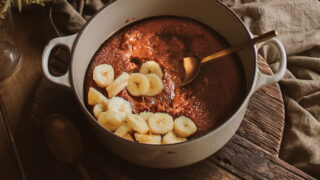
[50,0,320,178]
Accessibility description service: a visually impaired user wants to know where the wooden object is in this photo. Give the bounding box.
[0,8,316,180]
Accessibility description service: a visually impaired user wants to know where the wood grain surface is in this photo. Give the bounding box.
[0,8,45,180]
[0,7,316,180]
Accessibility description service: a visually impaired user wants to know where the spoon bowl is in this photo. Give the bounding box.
[182,30,278,86]
[182,57,201,86]
[44,113,91,180]
[44,114,83,163]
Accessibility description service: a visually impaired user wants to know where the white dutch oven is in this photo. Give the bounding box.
[42,0,286,168]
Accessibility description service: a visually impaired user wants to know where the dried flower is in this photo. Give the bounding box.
[0,0,49,18]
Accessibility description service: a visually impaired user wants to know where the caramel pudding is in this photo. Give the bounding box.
[85,16,246,137]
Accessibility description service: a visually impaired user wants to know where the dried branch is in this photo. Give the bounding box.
[0,0,49,18]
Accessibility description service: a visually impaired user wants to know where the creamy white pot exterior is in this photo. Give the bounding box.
[42,0,287,168]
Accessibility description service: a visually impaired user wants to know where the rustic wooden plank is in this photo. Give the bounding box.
[236,56,285,155]
[210,134,315,180]
[237,88,285,155]
[83,142,241,180]
[121,160,240,180]
[259,82,284,102]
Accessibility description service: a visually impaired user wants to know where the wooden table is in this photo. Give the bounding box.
[0,8,316,180]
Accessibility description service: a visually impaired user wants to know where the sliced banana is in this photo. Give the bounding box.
[140,61,163,78]
[126,114,149,134]
[134,133,161,145]
[93,64,114,88]
[173,116,197,138]
[123,133,134,141]
[148,112,173,134]
[162,131,187,144]
[93,103,107,118]
[106,72,129,98]
[114,123,132,137]
[145,74,164,96]
[107,96,132,114]
[139,111,154,121]
[88,87,109,105]
[98,111,126,131]
[127,73,150,96]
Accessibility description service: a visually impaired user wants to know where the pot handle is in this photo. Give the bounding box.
[42,34,77,88]
[253,38,287,92]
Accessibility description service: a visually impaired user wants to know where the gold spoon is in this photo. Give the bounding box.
[182,30,278,86]
[44,114,92,180]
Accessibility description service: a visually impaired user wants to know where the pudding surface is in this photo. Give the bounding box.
[85,17,246,137]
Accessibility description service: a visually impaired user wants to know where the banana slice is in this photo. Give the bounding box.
[139,111,154,121]
[127,73,149,96]
[134,133,161,145]
[145,74,164,96]
[107,96,132,114]
[106,72,129,98]
[162,131,187,144]
[88,87,109,105]
[126,114,149,134]
[114,123,132,137]
[140,61,163,78]
[173,116,197,137]
[98,111,126,131]
[93,64,114,88]
[148,112,173,134]
[93,103,107,118]
[123,133,134,141]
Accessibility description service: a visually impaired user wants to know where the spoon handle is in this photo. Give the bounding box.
[76,160,92,180]
[201,30,278,63]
